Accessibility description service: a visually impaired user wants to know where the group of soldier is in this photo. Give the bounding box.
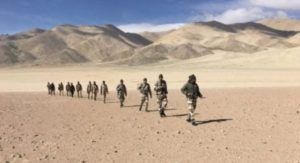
[47,74,204,126]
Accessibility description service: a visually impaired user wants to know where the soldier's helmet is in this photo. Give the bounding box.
[103,80,105,83]
[159,74,163,79]
[189,74,196,80]
[143,78,147,82]
[120,79,124,83]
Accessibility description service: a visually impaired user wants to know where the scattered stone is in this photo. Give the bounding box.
[211,138,215,141]
[177,130,181,134]
[114,150,118,153]
[156,131,160,134]
[82,161,86,163]
[225,147,229,150]
[45,155,49,159]
[12,146,15,149]
[138,152,142,156]
[296,110,299,114]
[17,153,22,158]
[5,161,10,163]
[92,140,96,143]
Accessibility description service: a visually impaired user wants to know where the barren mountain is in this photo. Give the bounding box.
[1,19,300,66]
[258,18,300,31]
[140,30,173,42]
[121,21,298,65]
[0,24,151,66]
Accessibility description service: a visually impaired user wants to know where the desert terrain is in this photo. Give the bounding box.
[1,18,300,162]
[0,88,300,163]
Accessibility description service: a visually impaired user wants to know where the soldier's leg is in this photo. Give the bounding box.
[157,96,162,111]
[186,98,194,122]
[94,93,97,101]
[161,97,168,117]
[80,91,82,98]
[157,97,163,116]
[139,96,145,111]
[103,94,106,103]
[120,98,124,107]
[145,96,149,112]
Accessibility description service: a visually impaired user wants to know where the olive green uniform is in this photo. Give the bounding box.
[181,82,203,122]
[154,80,168,116]
[116,83,127,107]
[100,83,109,103]
[138,83,152,111]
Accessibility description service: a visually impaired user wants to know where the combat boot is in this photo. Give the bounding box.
[191,120,197,126]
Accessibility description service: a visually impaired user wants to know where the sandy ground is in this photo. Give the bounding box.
[1,65,300,92]
[0,88,300,162]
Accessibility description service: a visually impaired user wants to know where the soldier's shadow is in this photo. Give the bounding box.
[167,113,199,117]
[193,118,233,126]
[147,108,177,112]
[123,105,140,108]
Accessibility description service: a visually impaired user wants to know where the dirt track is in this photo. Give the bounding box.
[0,88,300,162]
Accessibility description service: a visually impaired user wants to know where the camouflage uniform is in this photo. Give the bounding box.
[47,82,51,95]
[66,83,71,96]
[76,82,83,98]
[58,82,64,96]
[93,82,99,101]
[87,81,93,99]
[50,83,55,96]
[154,74,168,117]
[70,83,75,97]
[181,74,204,125]
[116,80,127,107]
[100,81,109,103]
[138,78,152,111]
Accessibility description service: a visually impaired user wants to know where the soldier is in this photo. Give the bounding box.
[58,82,64,96]
[138,78,152,112]
[92,81,99,101]
[50,82,55,95]
[66,82,71,96]
[154,74,168,117]
[76,81,83,98]
[70,83,75,97]
[87,81,93,99]
[100,81,109,103]
[47,82,51,95]
[116,79,127,107]
[181,74,205,126]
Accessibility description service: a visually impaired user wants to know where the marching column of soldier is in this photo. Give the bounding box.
[46,74,205,126]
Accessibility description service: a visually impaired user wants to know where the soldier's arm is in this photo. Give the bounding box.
[154,82,158,91]
[165,81,168,94]
[197,84,204,98]
[149,84,152,98]
[124,85,127,96]
[181,83,187,95]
